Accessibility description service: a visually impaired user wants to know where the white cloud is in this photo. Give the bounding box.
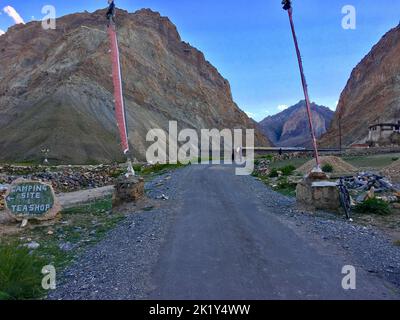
[277,104,289,111]
[3,6,25,24]
[0,29,4,36]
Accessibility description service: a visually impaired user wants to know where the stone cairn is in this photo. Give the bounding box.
[112,176,145,207]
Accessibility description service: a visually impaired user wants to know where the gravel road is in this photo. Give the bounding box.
[50,164,400,300]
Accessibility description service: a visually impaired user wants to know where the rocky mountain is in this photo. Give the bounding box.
[320,24,400,147]
[0,8,270,164]
[259,100,334,147]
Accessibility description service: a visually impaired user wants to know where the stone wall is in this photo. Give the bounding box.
[296,178,341,212]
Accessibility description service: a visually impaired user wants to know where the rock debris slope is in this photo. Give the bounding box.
[0,9,270,163]
[320,25,400,147]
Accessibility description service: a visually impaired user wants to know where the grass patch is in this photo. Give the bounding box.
[133,165,143,173]
[255,174,297,197]
[269,168,279,178]
[256,154,273,161]
[322,163,334,173]
[281,165,296,176]
[253,162,298,197]
[268,165,296,178]
[141,162,186,176]
[354,198,392,215]
[0,243,46,300]
[342,153,400,169]
[108,167,126,178]
[61,197,112,215]
[274,177,297,197]
[4,160,42,167]
[0,196,125,300]
[269,157,311,170]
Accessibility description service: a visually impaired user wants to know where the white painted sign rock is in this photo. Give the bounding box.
[4,179,60,221]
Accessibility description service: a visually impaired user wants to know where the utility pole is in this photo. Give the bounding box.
[282,0,321,170]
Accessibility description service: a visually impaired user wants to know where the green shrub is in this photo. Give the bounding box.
[109,168,125,178]
[110,165,143,178]
[269,168,279,178]
[322,163,334,173]
[141,162,185,175]
[355,198,392,215]
[277,177,290,189]
[275,177,297,196]
[0,243,46,300]
[269,165,295,177]
[392,157,399,162]
[261,154,273,161]
[281,165,296,176]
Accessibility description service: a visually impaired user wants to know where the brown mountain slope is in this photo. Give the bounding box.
[0,9,270,164]
[259,100,334,147]
[320,25,400,147]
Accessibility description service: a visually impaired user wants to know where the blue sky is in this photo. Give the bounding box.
[1,0,399,121]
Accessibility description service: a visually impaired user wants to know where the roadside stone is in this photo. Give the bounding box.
[112,176,145,207]
[25,241,40,250]
[392,203,400,209]
[59,242,74,252]
[296,178,340,212]
[20,219,28,228]
[4,179,61,221]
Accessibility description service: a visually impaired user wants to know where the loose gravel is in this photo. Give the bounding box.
[49,165,400,299]
[246,174,400,289]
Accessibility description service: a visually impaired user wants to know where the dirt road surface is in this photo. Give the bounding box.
[50,165,400,300]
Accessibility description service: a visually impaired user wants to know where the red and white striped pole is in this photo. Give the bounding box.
[284,2,321,170]
[108,24,129,155]
[108,14,135,176]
